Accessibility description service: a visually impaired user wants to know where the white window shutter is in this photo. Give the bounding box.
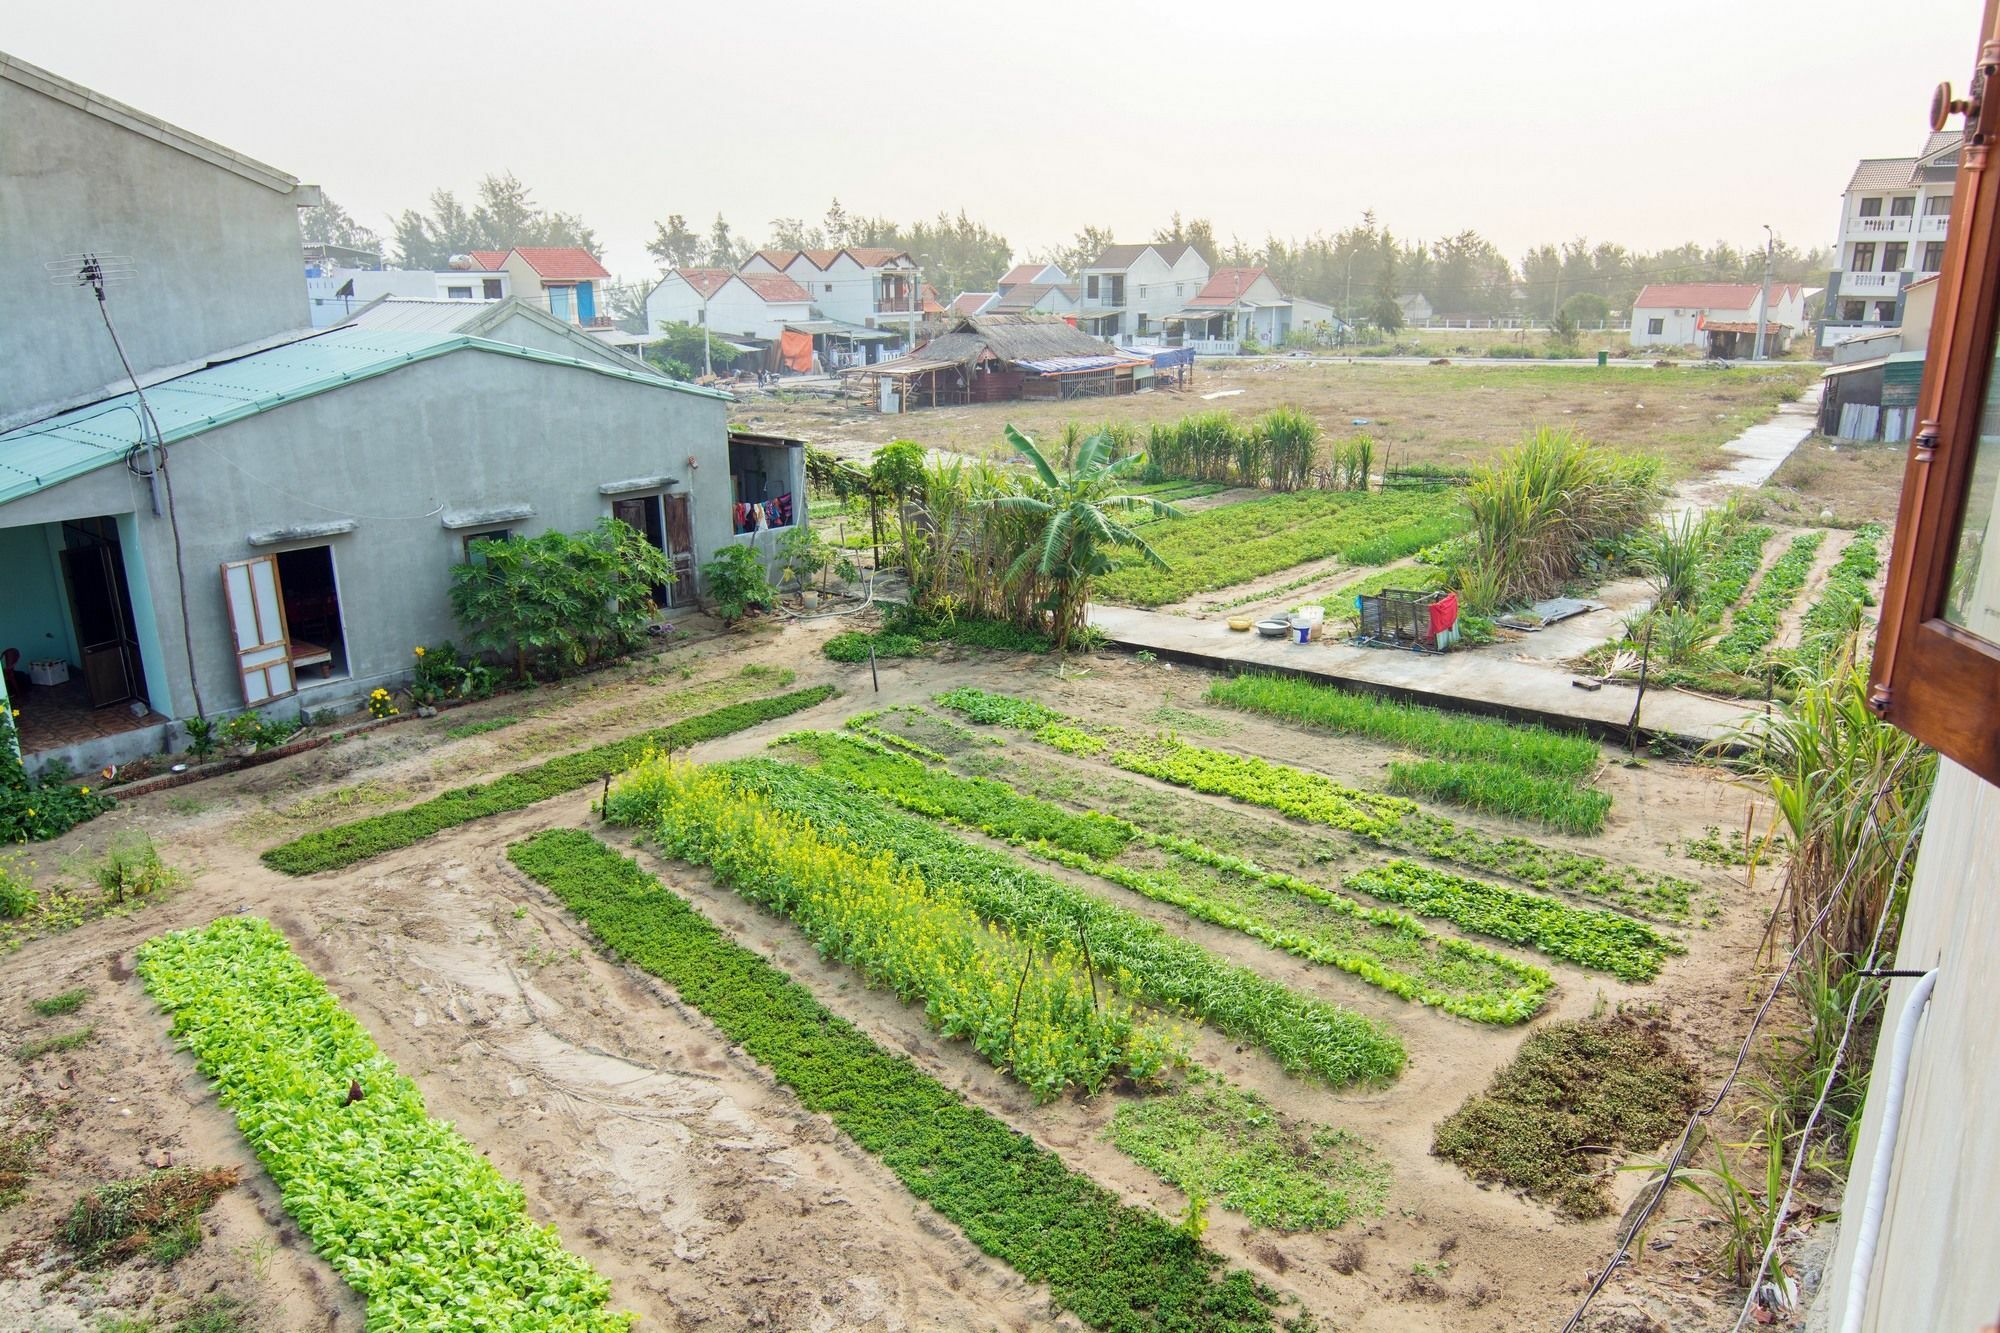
[221,556,295,704]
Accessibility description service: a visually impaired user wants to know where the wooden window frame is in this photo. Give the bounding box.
[1870,1,2000,785]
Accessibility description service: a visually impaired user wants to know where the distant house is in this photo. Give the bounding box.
[306,260,511,328]
[1820,130,1959,351]
[988,282,1080,316]
[645,268,813,342]
[855,315,1149,411]
[742,246,924,342]
[1628,282,1806,357]
[1075,243,1211,341]
[492,247,613,327]
[997,262,1066,289]
[949,291,997,316]
[1395,293,1435,323]
[1819,272,1939,443]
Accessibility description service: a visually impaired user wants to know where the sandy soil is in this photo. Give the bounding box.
[0,625,1784,1331]
[740,360,1819,482]
[1758,437,1907,528]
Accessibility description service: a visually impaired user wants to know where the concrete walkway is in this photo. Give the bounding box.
[1670,382,1822,515]
[1088,604,1757,746]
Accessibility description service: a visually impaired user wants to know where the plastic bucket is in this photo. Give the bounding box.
[1292,623,1311,644]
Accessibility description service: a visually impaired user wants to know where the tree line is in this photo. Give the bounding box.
[302,181,1831,325]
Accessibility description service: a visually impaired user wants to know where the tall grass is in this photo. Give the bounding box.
[1258,407,1321,492]
[1456,427,1662,613]
[1633,508,1723,611]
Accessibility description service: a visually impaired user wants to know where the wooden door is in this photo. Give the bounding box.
[662,493,695,608]
[221,556,294,704]
[60,545,137,708]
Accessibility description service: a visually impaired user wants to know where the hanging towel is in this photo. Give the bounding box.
[1428,592,1459,638]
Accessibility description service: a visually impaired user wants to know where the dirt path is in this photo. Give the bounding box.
[1770,528,1853,652]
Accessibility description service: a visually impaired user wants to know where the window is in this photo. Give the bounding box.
[274,545,347,683]
[729,439,796,535]
[1923,241,1947,271]
[824,283,833,293]
[1891,196,1916,217]
[1869,17,2000,782]
[1883,242,1907,271]
[1105,275,1125,306]
[461,529,513,563]
[1875,301,1897,322]
[1841,299,1866,321]
[1086,275,1099,299]
[446,285,473,299]
[1859,197,1884,217]
[1926,193,1953,215]
[482,278,503,299]
[1851,242,1877,271]
[1647,317,1665,335]
[1136,314,1150,334]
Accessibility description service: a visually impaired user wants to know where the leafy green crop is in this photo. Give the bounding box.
[261,686,836,874]
[1385,756,1612,836]
[507,830,1278,1331]
[137,917,631,1330]
[772,731,1553,1024]
[1204,674,1599,780]
[607,754,1182,1100]
[715,757,1407,1085]
[935,688,1696,921]
[1109,1073,1388,1232]
[1093,489,1465,607]
[1711,531,1825,672]
[1794,524,1883,665]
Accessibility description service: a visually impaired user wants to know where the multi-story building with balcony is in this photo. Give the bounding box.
[1819,130,1960,351]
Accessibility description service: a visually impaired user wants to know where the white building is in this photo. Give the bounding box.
[1629,282,1806,357]
[491,247,612,327]
[306,265,511,327]
[1074,243,1211,342]
[645,268,813,342]
[741,246,926,342]
[1819,130,1959,351]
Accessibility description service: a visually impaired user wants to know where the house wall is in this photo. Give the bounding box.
[0,62,312,424]
[473,309,647,373]
[1629,307,1704,347]
[0,349,734,730]
[647,278,806,341]
[1813,759,2000,1332]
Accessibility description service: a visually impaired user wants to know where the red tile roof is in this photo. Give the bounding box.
[675,268,734,299]
[748,249,802,271]
[998,263,1048,288]
[1632,282,1763,311]
[1189,267,1270,307]
[921,282,945,315]
[842,246,911,268]
[951,292,994,315]
[738,272,812,303]
[468,250,509,270]
[508,247,610,281]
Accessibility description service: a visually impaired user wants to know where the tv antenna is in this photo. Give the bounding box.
[46,252,164,516]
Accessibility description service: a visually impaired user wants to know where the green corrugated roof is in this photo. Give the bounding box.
[0,327,729,506]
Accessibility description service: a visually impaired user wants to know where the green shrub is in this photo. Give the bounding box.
[450,518,671,678]
[508,830,1276,1332]
[1,711,114,845]
[138,918,631,1328]
[699,543,775,625]
[262,686,836,874]
[0,857,35,919]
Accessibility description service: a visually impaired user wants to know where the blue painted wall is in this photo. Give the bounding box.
[0,523,79,669]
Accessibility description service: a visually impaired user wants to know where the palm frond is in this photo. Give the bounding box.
[1004,424,1060,489]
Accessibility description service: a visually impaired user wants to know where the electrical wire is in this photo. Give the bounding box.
[1558,744,1923,1333]
[1729,802,1930,1331]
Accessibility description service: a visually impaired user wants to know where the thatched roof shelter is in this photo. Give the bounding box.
[863,314,1142,377]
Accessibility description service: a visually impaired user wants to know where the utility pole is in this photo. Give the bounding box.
[1753,224,1774,361]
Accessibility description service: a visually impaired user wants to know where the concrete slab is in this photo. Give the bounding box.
[1670,382,1822,515]
[1088,602,1755,747]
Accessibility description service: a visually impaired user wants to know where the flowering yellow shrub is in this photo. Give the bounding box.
[610,754,1183,1100]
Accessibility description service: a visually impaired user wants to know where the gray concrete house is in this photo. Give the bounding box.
[0,50,794,776]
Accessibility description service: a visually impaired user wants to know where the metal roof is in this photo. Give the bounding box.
[1018,354,1145,374]
[0,327,726,506]
[784,319,902,341]
[344,298,500,332]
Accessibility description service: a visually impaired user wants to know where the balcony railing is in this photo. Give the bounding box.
[1919,214,1950,235]
[1840,271,1900,292]
[1851,216,1913,234]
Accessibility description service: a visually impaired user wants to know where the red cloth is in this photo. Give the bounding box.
[1428,592,1459,637]
[780,330,814,373]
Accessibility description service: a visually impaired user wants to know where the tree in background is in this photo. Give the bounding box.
[1032,225,1119,282]
[841,209,1014,301]
[1154,212,1218,264]
[643,322,744,381]
[390,173,598,269]
[646,213,704,270]
[704,213,745,267]
[302,194,381,256]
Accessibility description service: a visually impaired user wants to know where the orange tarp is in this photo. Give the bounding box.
[780,330,814,373]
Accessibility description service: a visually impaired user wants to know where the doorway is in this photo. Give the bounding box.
[275,546,349,680]
[58,517,144,709]
[612,493,695,610]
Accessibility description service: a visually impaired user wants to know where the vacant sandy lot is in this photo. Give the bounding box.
[741,359,1821,480]
[0,624,1777,1331]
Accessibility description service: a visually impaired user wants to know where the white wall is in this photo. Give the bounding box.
[647,275,807,341]
[1816,759,2000,1332]
[308,269,510,326]
[1629,307,1704,347]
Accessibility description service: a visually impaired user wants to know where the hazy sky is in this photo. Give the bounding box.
[1,0,1973,280]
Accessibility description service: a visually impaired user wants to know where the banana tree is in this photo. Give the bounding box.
[983,425,1180,650]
